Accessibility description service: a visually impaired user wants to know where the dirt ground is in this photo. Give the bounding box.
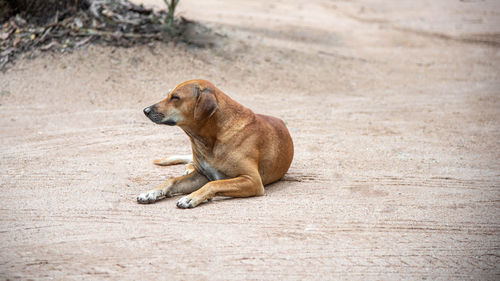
[1,0,499,279]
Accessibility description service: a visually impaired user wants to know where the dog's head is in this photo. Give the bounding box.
[143,80,218,127]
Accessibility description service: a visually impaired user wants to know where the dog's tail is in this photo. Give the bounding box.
[153,155,193,166]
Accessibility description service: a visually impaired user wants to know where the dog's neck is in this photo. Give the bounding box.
[181,93,254,151]
[181,122,215,149]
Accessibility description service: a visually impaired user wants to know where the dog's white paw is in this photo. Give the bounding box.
[183,167,195,176]
[176,196,194,208]
[137,190,163,204]
[176,195,201,209]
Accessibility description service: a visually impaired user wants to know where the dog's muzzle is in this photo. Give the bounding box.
[143,106,176,125]
[143,106,153,116]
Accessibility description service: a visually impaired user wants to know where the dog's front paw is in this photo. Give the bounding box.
[137,190,163,204]
[176,196,194,208]
[176,195,202,209]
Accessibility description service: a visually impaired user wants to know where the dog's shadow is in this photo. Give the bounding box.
[263,180,289,195]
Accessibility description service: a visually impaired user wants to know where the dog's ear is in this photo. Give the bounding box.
[194,85,217,121]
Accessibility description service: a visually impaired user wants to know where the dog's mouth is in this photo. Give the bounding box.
[162,119,177,126]
[148,112,166,124]
[143,106,176,126]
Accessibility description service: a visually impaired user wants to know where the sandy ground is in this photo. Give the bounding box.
[1,0,500,279]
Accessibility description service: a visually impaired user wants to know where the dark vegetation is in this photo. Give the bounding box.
[0,0,219,70]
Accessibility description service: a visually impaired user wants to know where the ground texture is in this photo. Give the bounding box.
[1,0,499,279]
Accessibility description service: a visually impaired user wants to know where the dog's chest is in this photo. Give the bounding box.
[197,158,226,181]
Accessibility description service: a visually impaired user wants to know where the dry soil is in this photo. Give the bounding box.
[1,0,499,279]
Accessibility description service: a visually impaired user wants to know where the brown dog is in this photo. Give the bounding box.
[137,79,294,208]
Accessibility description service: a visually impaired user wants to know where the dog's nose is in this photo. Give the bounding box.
[143,106,152,116]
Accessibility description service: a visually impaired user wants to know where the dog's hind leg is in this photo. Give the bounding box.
[153,154,192,166]
[183,162,196,175]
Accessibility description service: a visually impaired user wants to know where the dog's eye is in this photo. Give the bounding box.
[170,95,180,101]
